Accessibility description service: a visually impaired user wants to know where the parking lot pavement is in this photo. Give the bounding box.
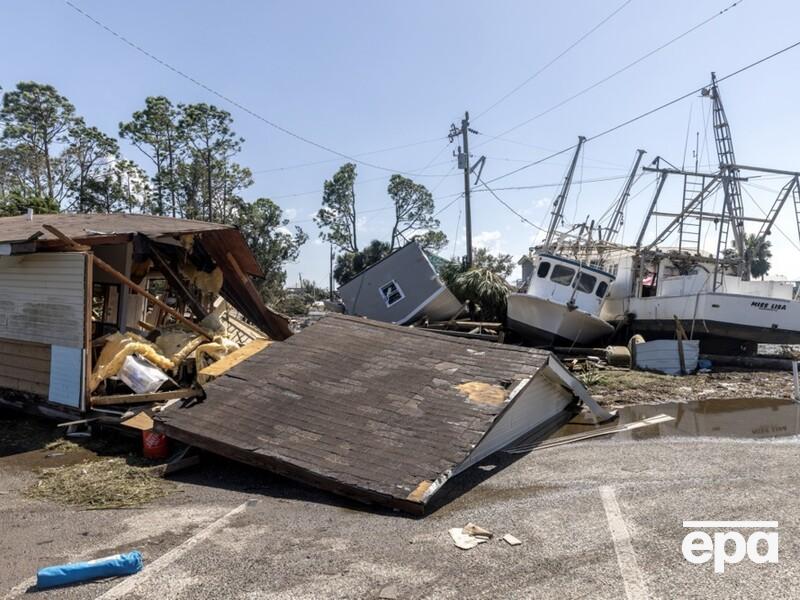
[2,435,799,599]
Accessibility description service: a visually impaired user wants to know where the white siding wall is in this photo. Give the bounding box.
[0,253,86,348]
[0,252,86,348]
[454,373,573,474]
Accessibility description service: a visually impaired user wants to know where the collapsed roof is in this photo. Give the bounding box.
[0,213,291,341]
[156,314,609,514]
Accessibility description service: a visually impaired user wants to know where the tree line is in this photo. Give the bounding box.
[0,80,514,316]
[0,80,305,302]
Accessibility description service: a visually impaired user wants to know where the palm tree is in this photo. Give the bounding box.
[746,234,772,280]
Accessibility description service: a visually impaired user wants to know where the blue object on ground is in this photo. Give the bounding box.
[36,551,143,589]
[697,358,713,370]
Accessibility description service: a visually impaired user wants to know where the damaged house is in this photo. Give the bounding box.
[0,212,290,417]
[337,241,462,325]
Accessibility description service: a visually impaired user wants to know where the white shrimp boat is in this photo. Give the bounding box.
[507,136,623,346]
[599,74,800,353]
[508,252,615,344]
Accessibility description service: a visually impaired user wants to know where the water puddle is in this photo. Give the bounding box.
[553,397,800,442]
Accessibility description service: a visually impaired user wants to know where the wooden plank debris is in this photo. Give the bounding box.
[92,388,202,407]
[120,411,154,431]
[197,339,272,379]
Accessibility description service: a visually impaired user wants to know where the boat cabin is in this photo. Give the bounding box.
[525,253,614,315]
[608,254,795,301]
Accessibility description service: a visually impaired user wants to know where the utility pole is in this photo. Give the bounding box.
[329,243,335,301]
[450,112,478,268]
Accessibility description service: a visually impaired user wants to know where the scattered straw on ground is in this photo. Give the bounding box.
[26,458,175,509]
[43,439,82,453]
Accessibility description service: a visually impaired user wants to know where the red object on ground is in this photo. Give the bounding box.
[142,430,169,459]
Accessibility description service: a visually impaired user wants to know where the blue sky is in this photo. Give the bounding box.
[4,0,800,285]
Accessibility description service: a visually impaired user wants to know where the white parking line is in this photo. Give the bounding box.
[95,499,256,600]
[599,486,647,600]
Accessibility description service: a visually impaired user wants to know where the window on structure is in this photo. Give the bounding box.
[550,265,576,286]
[596,281,609,298]
[573,272,597,294]
[536,261,551,278]
[92,283,121,337]
[379,280,405,307]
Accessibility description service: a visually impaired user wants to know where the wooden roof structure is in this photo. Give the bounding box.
[0,213,292,340]
[0,213,262,277]
[156,314,587,514]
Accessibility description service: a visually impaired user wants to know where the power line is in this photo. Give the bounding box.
[251,136,445,174]
[64,1,444,178]
[473,174,628,192]
[587,37,800,142]
[483,0,745,142]
[484,36,800,186]
[475,176,549,233]
[473,0,634,120]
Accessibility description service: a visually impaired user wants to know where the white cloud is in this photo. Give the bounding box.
[284,208,297,220]
[473,230,504,255]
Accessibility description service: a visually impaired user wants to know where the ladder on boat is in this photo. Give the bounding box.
[707,73,746,290]
[678,174,706,254]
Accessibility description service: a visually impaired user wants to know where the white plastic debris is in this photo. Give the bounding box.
[502,533,522,546]
[449,522,493,550]
[118,354,169,394]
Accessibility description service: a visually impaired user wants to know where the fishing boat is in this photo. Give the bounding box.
[507,251,615,344]
[599,74,800,353]
[507,136,624,345]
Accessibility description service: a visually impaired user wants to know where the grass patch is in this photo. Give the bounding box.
[577,366,607,387]
[26,457,175,509]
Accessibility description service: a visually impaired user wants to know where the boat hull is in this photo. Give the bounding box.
[507,293,615,345]
[603,292,800,345]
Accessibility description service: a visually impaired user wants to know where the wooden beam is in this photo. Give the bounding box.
[148,243,208,321]
[42,224,90,251]
[92,257,213,340]
[45,224,213,340]
[91,387,202,407]
[198,339,272,379]
[674,315,687,375]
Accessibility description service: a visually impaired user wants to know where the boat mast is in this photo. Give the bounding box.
[703,72,747,287]
[543,136,586,252]
[601,148,646,246]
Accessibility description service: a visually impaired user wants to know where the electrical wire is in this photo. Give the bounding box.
[471,175,629,192]
[251,136,445,174]
[483,36,800,186]
[475,176,549,233]
[64,0,449,178]
[473,0,634,120]
[483,0,745,142]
